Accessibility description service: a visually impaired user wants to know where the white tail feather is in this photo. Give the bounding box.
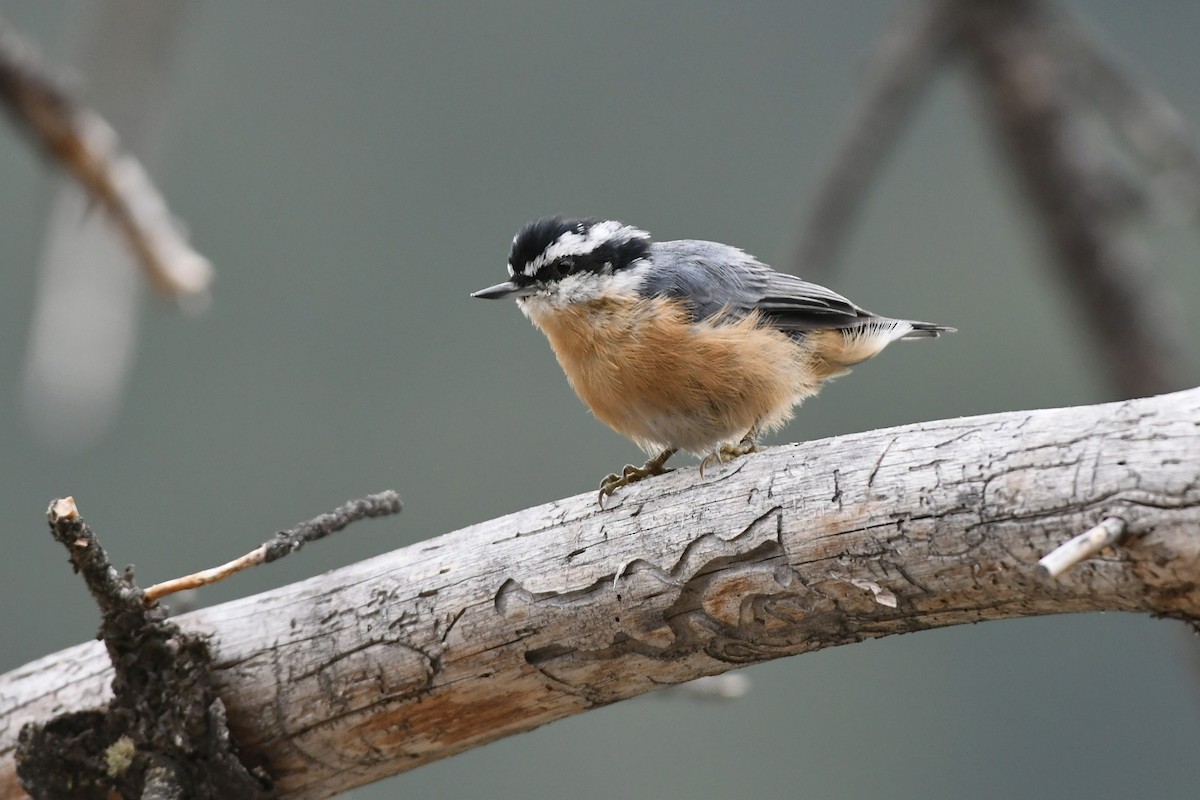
[835,320,913,365]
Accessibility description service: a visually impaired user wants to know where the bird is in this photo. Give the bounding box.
[473,216,953,502]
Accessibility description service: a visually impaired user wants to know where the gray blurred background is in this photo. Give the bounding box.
[3,2,1199,798]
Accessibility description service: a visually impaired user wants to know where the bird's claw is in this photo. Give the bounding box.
[597,455,675,505]
[598,464,663,505]
[699,439,759,477]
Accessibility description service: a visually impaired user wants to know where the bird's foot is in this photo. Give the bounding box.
[699,433,759,477]
[598,448,677,505]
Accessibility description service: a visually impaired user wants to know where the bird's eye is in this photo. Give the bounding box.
[544,257,575,280]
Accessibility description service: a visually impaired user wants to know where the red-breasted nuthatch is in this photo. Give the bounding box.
[474,216,953,501]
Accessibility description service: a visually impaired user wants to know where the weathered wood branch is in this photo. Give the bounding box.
[4,388,1200,799]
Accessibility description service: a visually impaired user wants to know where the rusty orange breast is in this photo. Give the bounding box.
[525,297,810,453]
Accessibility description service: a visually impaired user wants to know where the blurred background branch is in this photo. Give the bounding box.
[961,0,1192,398]
[794,0,958,279]
[0,12,212,302]
[795,0,1198,397]
[1,6,209,449]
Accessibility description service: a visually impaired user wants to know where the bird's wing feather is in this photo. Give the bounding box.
[645,240,872,331]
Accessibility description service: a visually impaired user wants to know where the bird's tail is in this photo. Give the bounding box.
[813,317,949,374]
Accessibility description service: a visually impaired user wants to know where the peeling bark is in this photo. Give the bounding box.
[3,389,1199,799]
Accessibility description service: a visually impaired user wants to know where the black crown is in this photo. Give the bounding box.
[508,216,597,273]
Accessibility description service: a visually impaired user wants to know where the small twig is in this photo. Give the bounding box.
[143,550,271,605]
[794,0,958,278]
[1037,516,1126,579]
[144,491,403,603]
[0,16,212,303]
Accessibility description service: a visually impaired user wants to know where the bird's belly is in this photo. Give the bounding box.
[532,299,811,454]
[615,407,750,455]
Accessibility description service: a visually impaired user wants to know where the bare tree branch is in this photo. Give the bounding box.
[793,0,1197,396]
[794,0,958,278]
[960,0,1193,397]
[0,14,212,302]
[16,2,201,451]
[3,388,1199,799]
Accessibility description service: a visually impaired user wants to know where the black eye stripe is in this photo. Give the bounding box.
[531,243,651,283]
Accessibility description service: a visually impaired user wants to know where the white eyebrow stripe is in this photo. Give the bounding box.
[522,221,649,277]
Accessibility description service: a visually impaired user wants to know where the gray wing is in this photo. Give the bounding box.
[645,240,873,333]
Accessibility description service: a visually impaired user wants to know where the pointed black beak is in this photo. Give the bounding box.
[471,280,534,299]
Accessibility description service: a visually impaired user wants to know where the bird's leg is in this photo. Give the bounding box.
[699,425,760,476]
[598,447,677,504]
